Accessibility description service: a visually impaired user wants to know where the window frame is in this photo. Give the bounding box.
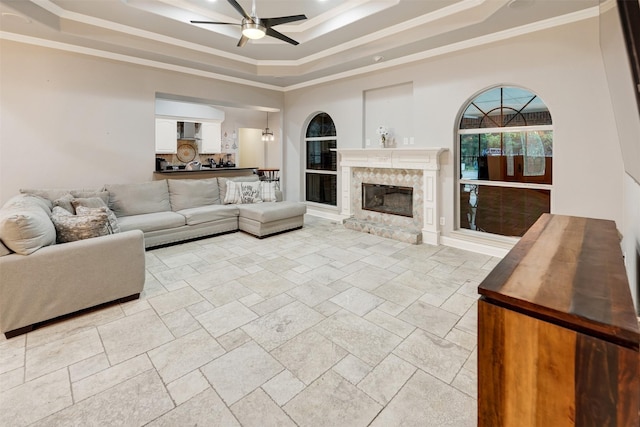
[304,114,338,207]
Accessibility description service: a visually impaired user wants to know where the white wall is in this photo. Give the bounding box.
[0,40,284,203]
[284,17,624,233]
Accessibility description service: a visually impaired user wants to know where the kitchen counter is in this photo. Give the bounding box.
[153,167,257,180]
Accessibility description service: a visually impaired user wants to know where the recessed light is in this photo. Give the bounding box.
[373,55,384,63]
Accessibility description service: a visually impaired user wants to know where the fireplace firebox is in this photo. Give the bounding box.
[362,183,413,217]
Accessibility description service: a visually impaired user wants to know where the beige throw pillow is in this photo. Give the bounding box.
[224,181,263,204]
[51,206,110,243]
[73,198,120,233]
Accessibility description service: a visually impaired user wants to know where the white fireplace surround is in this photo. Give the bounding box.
[335,148,447,245]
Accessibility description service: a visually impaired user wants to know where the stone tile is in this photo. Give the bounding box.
[0,367,24,393]
[394,329,469,384]
[201,341,283,405]
[120,299,152,316]
[186,300,216,317]
[314,310,402,366]
[0,335,25,375]
[371,370,476,427]
[364,309,416,338]
[452,367,477,399]
[25,305,124,349]
[272,330,347,385]
[358,354,416,405]
[99,309,173,365]
[242,301,324,351]
[372,282,423,307]
[217,328,253,352]
[148,328,225,384]
[231,388,296,427]
[284,370,381,427]
[317,246,366,265]
[332,354,372,385]
[456,301,478,335]
[262,369,306,406]
[314,300,342,316]
[398,300,460,338]
[161,308,201,338]
[68,352,109,383]
[342,266,397,291]
[163,279,191,292]
[148,286,204,316]
[441,292,477,316]
[259,256,301,274]
[463,347,478,374]
[396,256,440,274]
[360,253,400,269]
[286,282,338,307]
[196,301,258,338]
[279,269,314,285]
[445,327,477,351]
[329,287,384,316]
[238,270,298,299]
[166,370,211,406]
[251,293,296,316]
[239,292,264,307]
[25,328,103,381]
[200,280,253,306]
[457,279,481,299]
[36,370,174,427]
[0,368,71,427]
[400,274,458,307]
[153,264,201,286]
[72,354,153,402]
[304,264,349,285]
[377,300,406,316]
[296,252,333,268]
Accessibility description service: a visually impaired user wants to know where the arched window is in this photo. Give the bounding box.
[305,113,337,206]
[458,86,553,237]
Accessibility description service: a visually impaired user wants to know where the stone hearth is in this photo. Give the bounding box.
[336,148,446,245]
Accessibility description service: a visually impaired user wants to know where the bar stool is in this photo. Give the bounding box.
[258,168,280,189]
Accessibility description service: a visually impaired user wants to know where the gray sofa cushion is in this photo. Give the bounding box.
[168,178,220,211]
[117,211,185,233]
[236,201,307,223]
[20,187,105,208]
[106,180,171,217]
[0,194,56,255]
[177,204,239,226]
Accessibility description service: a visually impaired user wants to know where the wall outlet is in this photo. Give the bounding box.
[439,217,445,226]
[403,137,409,145]
[409,137,415,145]
[365,138,371,146]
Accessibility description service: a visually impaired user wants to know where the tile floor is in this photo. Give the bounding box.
[0,215,500,426]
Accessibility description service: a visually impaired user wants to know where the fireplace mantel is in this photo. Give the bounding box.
[335,148,447,245]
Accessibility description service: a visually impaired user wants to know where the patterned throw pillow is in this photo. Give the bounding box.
[50,206,110,243]
[260,181,277,202]
[72,197,120,233]
[224,181,263,204]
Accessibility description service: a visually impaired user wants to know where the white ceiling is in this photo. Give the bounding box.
[0,0,601,89]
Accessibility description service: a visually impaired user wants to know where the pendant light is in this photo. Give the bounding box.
[262,112,274,142]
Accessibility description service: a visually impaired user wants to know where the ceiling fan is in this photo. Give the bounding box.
[191,0,307,47]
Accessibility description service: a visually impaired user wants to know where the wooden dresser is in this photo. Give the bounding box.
[478,214,639,426]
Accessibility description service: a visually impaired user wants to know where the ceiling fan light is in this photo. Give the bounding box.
[242,22,266,40]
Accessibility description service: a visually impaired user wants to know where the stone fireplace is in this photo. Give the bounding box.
[335,148,446,245]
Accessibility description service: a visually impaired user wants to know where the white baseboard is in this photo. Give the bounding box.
[440,235,513,258]
[305,207,348,223]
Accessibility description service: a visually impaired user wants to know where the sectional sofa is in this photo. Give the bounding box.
[0,175,306,337]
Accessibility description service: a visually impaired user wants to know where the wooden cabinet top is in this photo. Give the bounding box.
[478,214,640,349]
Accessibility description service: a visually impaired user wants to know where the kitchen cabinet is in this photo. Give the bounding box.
[199,122,222,154]
[477,214,639,427]
[155,118,177,154]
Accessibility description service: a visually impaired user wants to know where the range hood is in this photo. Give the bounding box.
[181,122,197,140]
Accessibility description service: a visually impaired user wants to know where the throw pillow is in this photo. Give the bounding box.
[260,181,278,202]
[224,181,263,204]
[0,200,56,255]
[72,197,120,233]
[218,176,259,203]
[53,193,75,214]
[51,206,110,243]
[70,190,109,205]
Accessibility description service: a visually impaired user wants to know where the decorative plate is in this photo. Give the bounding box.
[176,144,196,162]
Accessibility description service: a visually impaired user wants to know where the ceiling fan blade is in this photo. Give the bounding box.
[262,15,307,27]
[237,34,249,47]
[266,27,299,46]
[227,0,252,21]
[190,20,238,25]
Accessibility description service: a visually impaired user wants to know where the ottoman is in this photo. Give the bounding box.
[237,201,306,237]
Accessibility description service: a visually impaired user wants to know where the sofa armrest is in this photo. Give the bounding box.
[0,230,145,334]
